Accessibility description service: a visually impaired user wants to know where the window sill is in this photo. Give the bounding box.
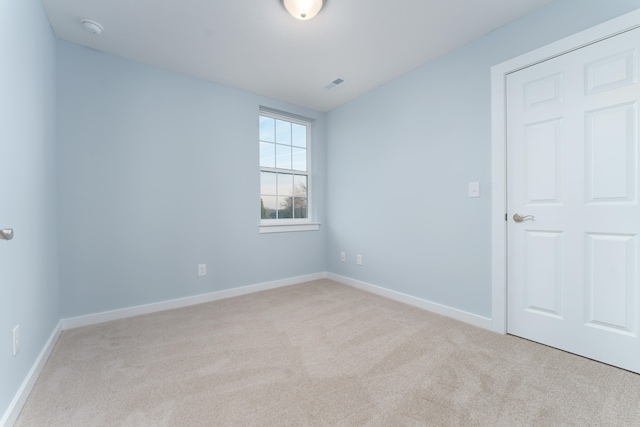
[259,222,321,234]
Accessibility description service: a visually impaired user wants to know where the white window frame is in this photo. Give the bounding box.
[259,109,320,233]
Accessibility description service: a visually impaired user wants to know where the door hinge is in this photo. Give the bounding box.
[505,213,508,221]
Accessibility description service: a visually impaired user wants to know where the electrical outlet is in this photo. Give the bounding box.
[357,254,363,266]
[13,325,20,356]
[340,252,346,262]
[198,264,207,277]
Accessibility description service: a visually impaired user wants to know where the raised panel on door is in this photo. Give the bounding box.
[524,72,564,109]
[524,118,564,205]
[585,49,637,95]
[584,233,637,336]
[585,102,637,204]
[523,230,564,319]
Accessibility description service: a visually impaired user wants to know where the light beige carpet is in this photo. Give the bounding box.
[15,279,640,426]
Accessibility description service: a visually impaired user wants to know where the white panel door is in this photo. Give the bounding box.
[507,27,640,373]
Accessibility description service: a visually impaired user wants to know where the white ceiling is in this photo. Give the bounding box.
[41,0,555,112]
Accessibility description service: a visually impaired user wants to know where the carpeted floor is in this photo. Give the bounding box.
[15,279,640,426]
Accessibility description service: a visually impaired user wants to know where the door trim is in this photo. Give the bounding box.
[490,9,640,334]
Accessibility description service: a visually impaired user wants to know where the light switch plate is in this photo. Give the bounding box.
[468,182,480,198]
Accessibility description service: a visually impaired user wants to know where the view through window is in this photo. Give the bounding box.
[259,112,310,220]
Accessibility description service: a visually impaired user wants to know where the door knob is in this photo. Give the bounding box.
[513,213,534,223]
[0,228,14,240]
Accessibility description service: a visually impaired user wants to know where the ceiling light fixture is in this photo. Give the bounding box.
[281,0,325,21]
[81,19,103,35]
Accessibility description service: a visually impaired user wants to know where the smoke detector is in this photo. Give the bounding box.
[81,19,103,35]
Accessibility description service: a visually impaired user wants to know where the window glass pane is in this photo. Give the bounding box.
[259,116,275,142]
[260,142,275,168]
[294,175,307,197]
[292,123,307,148]
[261,196,277,219]
[292,147,307,171]
[294,197,308,219]
[276,144,292,169]
[277,173,294,197]
[260,171,277,195]
[278,197,293,218]
[259,112,311,223]
[275,120,291,145]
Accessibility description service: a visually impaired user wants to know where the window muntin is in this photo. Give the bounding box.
[259,112,310,221]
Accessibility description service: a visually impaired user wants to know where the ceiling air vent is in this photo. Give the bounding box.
[324,78,345,90]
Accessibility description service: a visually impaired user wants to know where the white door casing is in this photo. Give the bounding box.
[491,9,640,371]
[506,27,640,372]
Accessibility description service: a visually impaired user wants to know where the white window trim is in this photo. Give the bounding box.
[259,220,321,234]
[259,108,319,233]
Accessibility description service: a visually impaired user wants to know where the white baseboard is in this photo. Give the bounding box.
[61,270,491,333]
[1,321,62,427]
[61,272,327,330]
[327,273,492,330]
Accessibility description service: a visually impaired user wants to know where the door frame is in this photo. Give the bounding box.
[490,9,640,334]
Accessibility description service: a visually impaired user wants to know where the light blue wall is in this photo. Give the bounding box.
[57,41,326,318]
[325,0,640,318]
[0,0,59,420]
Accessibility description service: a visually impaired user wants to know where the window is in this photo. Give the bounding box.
[259,110,319,233]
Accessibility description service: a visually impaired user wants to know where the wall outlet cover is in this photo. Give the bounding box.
[198,264,207,277]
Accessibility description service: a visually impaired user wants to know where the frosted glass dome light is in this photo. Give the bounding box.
[281,0,325,20]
